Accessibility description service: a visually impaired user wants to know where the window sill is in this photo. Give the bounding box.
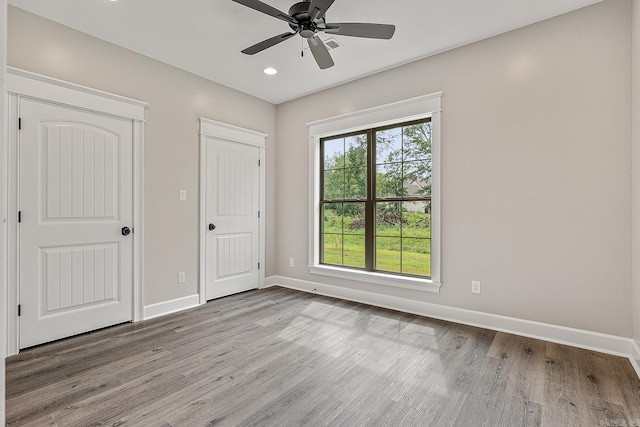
[309,265,441,294]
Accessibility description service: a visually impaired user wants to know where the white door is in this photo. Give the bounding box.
[19,98,134,349]
[205,137,260,300]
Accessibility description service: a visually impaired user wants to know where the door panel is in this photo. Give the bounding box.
[40,244,119,314]
[42,124,120,221]
[206,138,260,300]
[216,233,252,279]
[19,98,133,349]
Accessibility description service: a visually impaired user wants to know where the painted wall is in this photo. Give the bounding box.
[7,6,278,305]
[276,0,633,337]
[0,0,7,423]
[633,0,640,346]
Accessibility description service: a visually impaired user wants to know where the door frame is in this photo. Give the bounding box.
[5,67,147,355]
[199,118,266,304]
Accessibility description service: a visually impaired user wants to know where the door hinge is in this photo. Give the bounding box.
[18,304,21,317]
[258,211,261,218]
[18,117,22,130]
[258,262,261,270]
[258,159,261,167]
[18,211,21,223]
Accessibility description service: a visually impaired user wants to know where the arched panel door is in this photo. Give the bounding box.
[205,137,260,300]
[19,98,133,348]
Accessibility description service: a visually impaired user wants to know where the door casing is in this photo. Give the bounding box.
[199,118,266,304]
[5,67,146,355]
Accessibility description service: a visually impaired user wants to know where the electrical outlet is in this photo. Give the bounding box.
[178,272,186,284]
[289,258,294,267]
[179,190,187,202]
[471,280,481,294]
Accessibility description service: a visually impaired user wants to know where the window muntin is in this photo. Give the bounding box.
[320,120,432,278]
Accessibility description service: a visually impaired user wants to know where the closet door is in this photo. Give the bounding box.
[205,136,260,300]
[19,98,134,348]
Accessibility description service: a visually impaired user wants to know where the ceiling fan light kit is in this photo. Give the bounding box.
[232,0,396,70]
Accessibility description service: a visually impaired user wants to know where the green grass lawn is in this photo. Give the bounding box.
[322,209,432,277]
[323,242,431,277]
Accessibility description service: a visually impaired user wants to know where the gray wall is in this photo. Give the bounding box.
[276,0,633,337]
[633,0,640,344]
[7,6,278,305]
[1,0,7,423]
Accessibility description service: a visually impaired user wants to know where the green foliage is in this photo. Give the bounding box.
[323,134,368,203]
[402,123,433,196]
[375,122,432,198]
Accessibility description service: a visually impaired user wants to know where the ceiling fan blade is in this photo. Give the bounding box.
[308,36,334,70]
[231,0,298,26]
[241,32,297,55]
[307,0,335,21]
[324,23,396,39]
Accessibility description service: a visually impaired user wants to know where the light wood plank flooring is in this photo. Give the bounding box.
[6,287,640,426]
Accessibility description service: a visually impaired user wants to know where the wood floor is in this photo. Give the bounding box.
[6,287,640,427]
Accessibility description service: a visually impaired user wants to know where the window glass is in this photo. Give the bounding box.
[320,120,432,278]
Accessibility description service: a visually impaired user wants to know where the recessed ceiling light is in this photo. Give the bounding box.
[263,67,278,76]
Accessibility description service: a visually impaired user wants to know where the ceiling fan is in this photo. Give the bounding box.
[231,0,396,69]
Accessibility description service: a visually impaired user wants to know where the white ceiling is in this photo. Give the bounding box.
[9,0,603,104]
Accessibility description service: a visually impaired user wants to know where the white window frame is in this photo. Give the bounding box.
[308,92,442,293]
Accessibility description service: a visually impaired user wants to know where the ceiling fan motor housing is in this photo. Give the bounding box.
[288,1,325,38]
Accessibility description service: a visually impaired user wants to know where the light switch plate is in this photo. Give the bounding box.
[179,190,187,202]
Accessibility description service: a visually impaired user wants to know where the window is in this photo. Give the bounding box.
[308,93,441,293]
[320,120,432,278]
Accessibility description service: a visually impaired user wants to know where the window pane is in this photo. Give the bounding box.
[402,201,430,238]
[403,122,432,162]
[324,137,344,168]
[345,167,367,199]
[319,119,433,278]
[343,235,365,268]
[402,238,431,277]
[323,234,343,265]
[323,203,343,234]
[376,127,402,164]
[323,169,344,200]
[376,163,403,198]
[345,135,367,167]
[376,237,401,273]
[376,202,401,237]
[343,202,365,235]
[403,160,431,197]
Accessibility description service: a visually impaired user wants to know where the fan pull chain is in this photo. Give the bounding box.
[301,38,304,57]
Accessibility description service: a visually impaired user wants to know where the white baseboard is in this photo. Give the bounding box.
[259,277,278,289]
[267,275,636,363]
[631,340,640,379]
[144,294,201,320]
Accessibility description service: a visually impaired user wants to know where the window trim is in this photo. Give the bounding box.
[308,93,442,293]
